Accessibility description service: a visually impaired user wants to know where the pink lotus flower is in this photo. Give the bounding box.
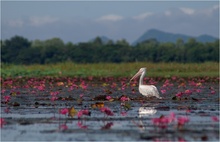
[60,108,69,115]
[100,107,114,116]
[3,96,11,103]
[211,116,219,122]
[77,109,90,118]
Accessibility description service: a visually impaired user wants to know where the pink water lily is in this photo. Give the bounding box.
[211,116,219,122]
[80,94,84,98]
[60,108,69,115]
[0,118,6,128]
[1,89,6,94]
[77,109,90,118]
[59,124,68,130]
[80,81,88,90]
[120,96,130,102]
[152,112,189,129]
[3,95,11,103]
[120,111,127,116]
[184,89,192,95]
[177,116,189,126]
[50,91,59,101]
[36,84,45,91]
[195,89,201,93]
[210,90,216,94]
[160,89,166,94]
[50,91,59,96]
[152,112,176,129]
[77,121,88,129]
[106,95,112,101]
[152,116,170,129]
[100,107,114,116]
[176,92,183,98]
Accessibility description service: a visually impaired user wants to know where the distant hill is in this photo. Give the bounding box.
[90,36,112,44]
[133,29,218,45]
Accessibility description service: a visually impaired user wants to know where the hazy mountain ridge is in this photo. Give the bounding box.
[133,29,218,45]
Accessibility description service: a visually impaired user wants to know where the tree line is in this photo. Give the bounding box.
[1,35,219,64]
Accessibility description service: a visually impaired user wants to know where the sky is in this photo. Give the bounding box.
[1,1,219,44]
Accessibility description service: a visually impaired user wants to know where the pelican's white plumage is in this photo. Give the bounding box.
[130,67,162,99]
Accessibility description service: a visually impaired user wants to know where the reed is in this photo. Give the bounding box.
[1,62,219,78]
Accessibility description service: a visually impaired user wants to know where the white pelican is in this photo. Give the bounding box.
[130,67,162,99]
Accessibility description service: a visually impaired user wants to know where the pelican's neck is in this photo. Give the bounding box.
[139,70,146,85]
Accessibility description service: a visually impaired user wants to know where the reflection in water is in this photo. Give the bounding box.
[138,107,157,117]
[133,107,157,132]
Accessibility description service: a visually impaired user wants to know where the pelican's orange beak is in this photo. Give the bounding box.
[129,69,143,82]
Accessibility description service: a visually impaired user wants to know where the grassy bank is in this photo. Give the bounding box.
[1,62,219,78]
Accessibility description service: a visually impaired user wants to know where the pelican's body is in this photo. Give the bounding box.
[130,68,162,99]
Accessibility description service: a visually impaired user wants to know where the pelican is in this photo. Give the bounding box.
[130,67,162,99]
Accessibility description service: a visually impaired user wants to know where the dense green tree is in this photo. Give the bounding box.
[1,35,219,64]
[1,36,31,63]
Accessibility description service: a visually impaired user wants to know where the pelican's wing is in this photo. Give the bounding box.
[151,85,162,99]
[139,85,161,99]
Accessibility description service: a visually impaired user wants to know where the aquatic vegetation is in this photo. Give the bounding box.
[68,107,78,118]
[0,75,219,141]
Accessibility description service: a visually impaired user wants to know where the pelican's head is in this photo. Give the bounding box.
[129,67,146,82]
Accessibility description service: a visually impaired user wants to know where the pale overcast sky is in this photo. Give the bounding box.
[1,1,219,43]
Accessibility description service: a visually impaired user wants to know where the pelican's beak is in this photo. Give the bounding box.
[129,69,143,82]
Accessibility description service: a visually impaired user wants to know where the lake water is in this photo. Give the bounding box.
[1,77,219,141]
